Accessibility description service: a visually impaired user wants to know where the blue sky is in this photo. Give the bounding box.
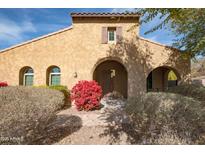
[0,8,175,51]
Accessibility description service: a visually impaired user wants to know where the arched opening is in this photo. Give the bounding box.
[146,66,180,92]
[19,66,34,86]
[93,60,128,98]
[46,66,61,86]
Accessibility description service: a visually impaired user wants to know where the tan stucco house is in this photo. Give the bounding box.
[0,12,191,98]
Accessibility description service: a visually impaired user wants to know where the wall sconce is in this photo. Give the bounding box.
[74,72,77,78]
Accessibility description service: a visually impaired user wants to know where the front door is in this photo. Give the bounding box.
[100,69,114,95]
[93,60,128,98]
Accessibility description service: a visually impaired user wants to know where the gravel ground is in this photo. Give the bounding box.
[43,97,133,144]
[57,126,130,145]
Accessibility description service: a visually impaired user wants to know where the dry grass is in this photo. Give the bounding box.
[0,86,65,144]
[126,92,205,144]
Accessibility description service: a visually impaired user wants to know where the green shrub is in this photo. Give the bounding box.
[0,86,65,144]
[35,85,71,108]
[48,85,71,108]
[168,84,205,103]
[126,92,205,144]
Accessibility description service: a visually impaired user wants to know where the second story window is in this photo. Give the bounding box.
[108,28,116,43]
[101,27,122,44]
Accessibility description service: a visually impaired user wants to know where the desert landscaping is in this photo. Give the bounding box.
[0,82,205,145]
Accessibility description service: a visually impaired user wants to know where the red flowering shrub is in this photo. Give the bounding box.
[0,82,8,87]
[71,80,102,111]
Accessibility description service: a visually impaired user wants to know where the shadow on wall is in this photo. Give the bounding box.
[105,36,154,96]
[32,114,82,145]
[104,35,190,96]
[162,46,190,83]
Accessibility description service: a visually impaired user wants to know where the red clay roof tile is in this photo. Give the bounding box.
[71,12,140,17]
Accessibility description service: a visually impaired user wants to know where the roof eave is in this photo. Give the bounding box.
[0,25,73,54]
[70,12,140,18]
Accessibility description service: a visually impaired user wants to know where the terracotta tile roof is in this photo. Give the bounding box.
[71,12,140,17]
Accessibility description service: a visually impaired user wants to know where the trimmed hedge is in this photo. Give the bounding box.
[0,86,65,144]
[126,92,205,144]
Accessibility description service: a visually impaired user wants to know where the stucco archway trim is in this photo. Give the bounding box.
[91,56,128,77]
[146,65,181,92]
[146,65,181,80]
[92,57,128,98]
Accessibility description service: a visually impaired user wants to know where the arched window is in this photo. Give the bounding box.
[48,66,61,86]
[19,67,34,86]
[24,68,34,86]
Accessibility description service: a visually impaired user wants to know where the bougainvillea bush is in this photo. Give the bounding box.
[0,82,8,87]
[71,80,102,111]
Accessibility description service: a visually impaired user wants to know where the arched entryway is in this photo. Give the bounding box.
[146,66,180,92]
[93,60,128,98]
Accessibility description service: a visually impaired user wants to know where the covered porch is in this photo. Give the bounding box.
[147,66,180,92]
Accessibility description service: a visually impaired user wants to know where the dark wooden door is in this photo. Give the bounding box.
[101,69,114,95]
[93,60,128,98]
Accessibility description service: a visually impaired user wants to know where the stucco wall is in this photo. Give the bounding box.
[0,16,190,98]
